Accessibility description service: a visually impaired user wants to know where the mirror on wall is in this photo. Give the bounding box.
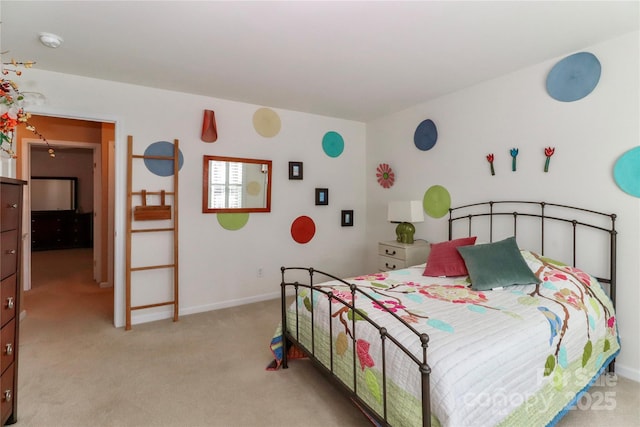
[202,155,272,213]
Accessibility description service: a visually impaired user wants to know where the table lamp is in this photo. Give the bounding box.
[387,201,424,244]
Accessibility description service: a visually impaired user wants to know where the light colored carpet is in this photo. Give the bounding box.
[18,249,639,427]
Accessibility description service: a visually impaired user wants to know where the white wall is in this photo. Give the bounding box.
[21,67,367,327]
[365,32,640,381]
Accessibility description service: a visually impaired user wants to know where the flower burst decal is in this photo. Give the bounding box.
[376,163,395,188]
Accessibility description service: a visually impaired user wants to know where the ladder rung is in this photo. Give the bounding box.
[132,154,175,160]
[131,264,175,272]
[131,191,175,196]
[132,227,175,233]
[131,301,176,311]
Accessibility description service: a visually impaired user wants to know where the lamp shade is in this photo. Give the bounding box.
[387,201,424,223]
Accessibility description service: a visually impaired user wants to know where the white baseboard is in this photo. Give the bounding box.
[129,291,281,327]
[615,364,640,383]
[99,282,111,288]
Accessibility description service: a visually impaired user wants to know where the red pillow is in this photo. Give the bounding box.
[423,237,477,277]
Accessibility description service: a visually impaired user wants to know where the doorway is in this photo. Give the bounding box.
[19,115,116,323]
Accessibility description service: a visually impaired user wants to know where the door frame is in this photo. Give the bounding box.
[19,112,124,328]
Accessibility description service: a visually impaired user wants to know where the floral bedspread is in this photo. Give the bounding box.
[273,251,620,427]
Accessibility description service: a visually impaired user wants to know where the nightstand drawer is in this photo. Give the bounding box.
[378,242,408,260]
[378,256,410,271]
[377,240,430,272]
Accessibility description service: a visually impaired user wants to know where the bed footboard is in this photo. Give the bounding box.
[280,267,432,427]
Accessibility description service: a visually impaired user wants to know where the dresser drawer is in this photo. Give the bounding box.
[0,363,14,425]
[0,185,20,232]
[0,231,18,280]
[378,255,410,271]
[0,276,16,328]
[0,319,14,374]
[378,242,408,260]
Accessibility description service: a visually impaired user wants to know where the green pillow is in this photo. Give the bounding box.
[457,236,541,290]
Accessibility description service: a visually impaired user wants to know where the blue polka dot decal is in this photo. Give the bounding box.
[143,141,184,177]
[322,131,344,158]
[546,52,601,102]
[414,119,438,151]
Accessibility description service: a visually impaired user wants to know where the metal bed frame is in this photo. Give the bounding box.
[279,201,617,427]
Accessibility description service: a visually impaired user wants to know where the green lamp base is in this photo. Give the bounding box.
[395,222,416,244]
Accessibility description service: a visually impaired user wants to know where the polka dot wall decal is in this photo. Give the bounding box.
[613,146,640,197]
[143,141,184,177]
[217,213,250,230]
[546,52,601,102]
[322,131,344,158]
[253,107,281,137]
[414,119,438,151]
[423,185,451,218]
[246,181,261,196]
[291,215,316,244]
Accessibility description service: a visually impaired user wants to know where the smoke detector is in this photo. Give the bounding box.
[38,32,63,48]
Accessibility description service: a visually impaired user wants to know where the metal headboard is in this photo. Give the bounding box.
[448,201,617,307]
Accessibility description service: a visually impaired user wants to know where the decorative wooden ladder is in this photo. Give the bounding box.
[125,135,179,330]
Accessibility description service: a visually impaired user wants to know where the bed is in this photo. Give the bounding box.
[270,201,620,427]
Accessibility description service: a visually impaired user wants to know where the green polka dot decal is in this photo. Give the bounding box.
[322,131,344,157]
[423,185,451,218]
[217,213,249,230]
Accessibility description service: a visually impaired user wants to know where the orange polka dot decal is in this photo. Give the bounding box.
[291,216,316,244]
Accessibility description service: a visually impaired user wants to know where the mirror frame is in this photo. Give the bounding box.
[202,155,272,213]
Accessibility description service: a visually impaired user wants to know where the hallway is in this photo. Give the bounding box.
[25,248,112,331]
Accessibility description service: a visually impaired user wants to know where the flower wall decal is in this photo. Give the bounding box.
[376,163,394,188]
[486,153,495,176]
[510,148,519,171]
[544,147,555,172]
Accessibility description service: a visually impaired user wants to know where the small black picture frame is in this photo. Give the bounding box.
[315,188,329,206]
[341,210,354,227]
[289,161,303,180]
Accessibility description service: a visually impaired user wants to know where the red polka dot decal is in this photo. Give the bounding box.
[291,216,316,244]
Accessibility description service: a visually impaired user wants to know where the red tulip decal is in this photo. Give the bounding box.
[486,154,495,176]
[544,147,555,172]
[376,163,395,188]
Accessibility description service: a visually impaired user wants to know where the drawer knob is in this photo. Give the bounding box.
[5,249,16,255]
[6,297,14,310]
[4,343,11,356]
[3,390,11,402]
[7,203,17,209]
[385,263,396,270]
[385,249,396,256]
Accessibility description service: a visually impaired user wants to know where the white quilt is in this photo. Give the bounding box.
[285,251,620,427]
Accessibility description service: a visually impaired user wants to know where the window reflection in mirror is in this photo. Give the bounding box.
[202,155,272,213]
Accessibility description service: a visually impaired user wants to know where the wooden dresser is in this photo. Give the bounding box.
[0,177,24,425]
[31,211,92,251]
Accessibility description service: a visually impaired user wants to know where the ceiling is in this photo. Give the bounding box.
[1,1,638,122]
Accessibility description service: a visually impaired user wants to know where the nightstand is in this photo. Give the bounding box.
[378,240,430,272]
